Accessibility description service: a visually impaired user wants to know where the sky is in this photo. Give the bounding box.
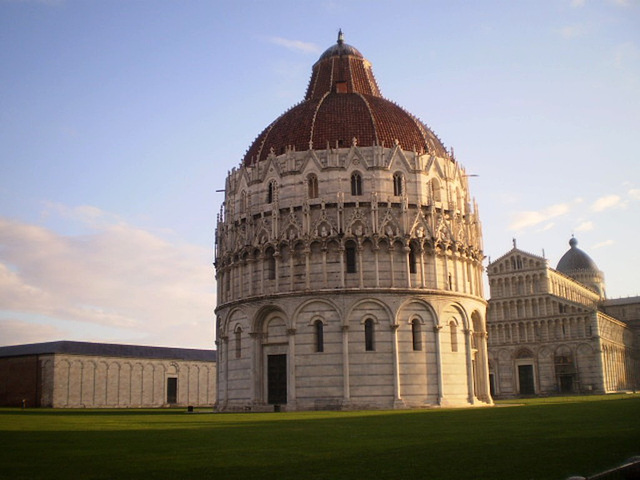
[1,0,639,349]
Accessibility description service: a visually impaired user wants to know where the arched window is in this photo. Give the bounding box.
[409,243,418,274]
[431,178,441,202]
[234,326,242,359]
[345,241,357,273]
[393,172,403,196]
[265,247,276,280]
[351,172,362,196]
[450,320,458,352]
[240,190,247,214]
[308,174,319,199]
[267,180,277,203]
[411,319,422,351]
[364,319,375,351]
[314,320,324,353]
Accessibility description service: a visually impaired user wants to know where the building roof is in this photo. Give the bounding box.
[243,31,448,165]
[602,295,640,306]
[556,237,600,274]
[0,340,217,362]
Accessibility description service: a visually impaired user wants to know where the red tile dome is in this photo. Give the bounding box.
[243,32,448,165]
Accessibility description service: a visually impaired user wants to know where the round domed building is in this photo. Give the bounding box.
[557,237,606,299]
[214,32,492,411]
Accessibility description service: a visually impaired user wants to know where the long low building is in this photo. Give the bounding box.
[0,341,217,408]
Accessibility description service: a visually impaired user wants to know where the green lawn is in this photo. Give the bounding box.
[1,394,638,480]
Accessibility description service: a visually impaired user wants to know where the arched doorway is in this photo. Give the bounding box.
[259,311,289,405]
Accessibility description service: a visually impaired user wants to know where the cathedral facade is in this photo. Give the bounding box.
[487,239,638,397]
[214,33,492,411]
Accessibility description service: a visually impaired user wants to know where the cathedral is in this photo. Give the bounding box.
[487,238,639,397]
[213,32,492,411]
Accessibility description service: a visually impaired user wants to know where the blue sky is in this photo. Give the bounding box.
[1,0,639,349]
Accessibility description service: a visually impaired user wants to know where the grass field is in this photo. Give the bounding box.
[1,394,638,480]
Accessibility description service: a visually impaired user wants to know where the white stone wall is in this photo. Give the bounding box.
[43,354,216,408]
[216,292,489,411]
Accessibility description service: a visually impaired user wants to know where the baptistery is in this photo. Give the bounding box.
[214,32,491,411]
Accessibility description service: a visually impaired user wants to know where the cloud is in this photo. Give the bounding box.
[42,201,123,229]
[0,318,65,346]
[559,24,587,39]
[267,36,321,54]
[0,208,215,348]
[593,239,615,249]
[575,221,594,231]
[613,41,639,68]
[571,0,586,6]
[590,194,624,212]
[509,202,572,231]
[629,189,640,200]
[540,222,555,232]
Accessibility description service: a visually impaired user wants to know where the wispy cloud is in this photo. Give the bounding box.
[613,41,639,68]
[267,36,321,54]
[0,207,215,348]
[0,318,65,346]
[590,194,625,212]
[629,188,640,200]
[509,202,572,231]
[559,24,587,39]
[575,221,594,231]
[593,239,615,249]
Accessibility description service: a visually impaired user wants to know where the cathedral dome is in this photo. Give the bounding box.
[556,237,599,273]
[243,31,448,165]
[556,237,606,298]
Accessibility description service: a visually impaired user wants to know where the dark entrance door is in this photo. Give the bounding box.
[559,375,574,393]
[167,377,178,404]
[267,354,287,404]
[518,364,535,395]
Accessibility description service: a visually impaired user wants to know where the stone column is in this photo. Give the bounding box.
[287,328,297,409]
[259,252,265,295]
[476,331,492,404]
[433,250,439,289]
[304,247,311,290]
[390,324,403,406]
[358,244,364,288]
[339,244,346,288]
[274,250,280,293]
[419,246,426,288]
[464,328,475,404]
[342,325,350,401]
[389,244,396,288]
[374,244,380,288]
[434,325,444,405]
[249,332,262,404]
[289,246,294,291]
[248,258,254,297]
[322,246,328,287]
[404,245,412,288]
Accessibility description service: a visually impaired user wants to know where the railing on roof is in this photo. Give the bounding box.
[566,456,640,480]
